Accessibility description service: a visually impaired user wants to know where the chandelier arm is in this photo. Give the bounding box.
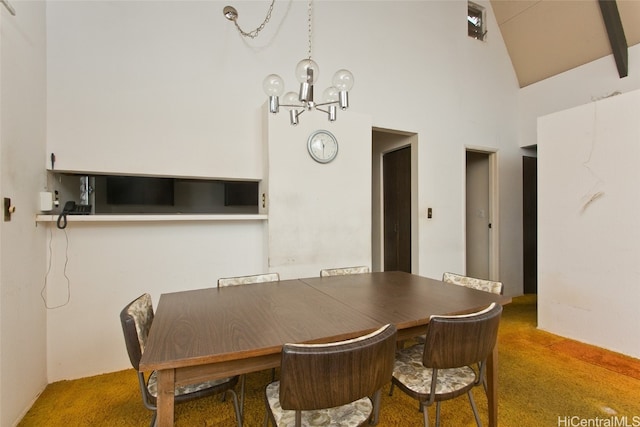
[314,101,339,108]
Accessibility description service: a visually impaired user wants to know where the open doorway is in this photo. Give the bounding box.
[372,128,418,273]
[523,155,537,293]
[465,149,499,280]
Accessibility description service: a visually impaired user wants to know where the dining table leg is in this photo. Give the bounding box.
[155,368,175,427]
[487,342,499,426]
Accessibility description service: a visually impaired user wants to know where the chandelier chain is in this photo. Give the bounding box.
[233,0,275,39]
[307,0,313,60]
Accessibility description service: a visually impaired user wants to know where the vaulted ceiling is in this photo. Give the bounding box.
[490,0,640,87]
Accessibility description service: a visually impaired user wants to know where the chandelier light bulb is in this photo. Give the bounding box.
[282,91,300,109]
[332,69,354,92]
[263,74,285,97]
[283,91,301,125]
[295,59,319,84]
[322,86,339,103]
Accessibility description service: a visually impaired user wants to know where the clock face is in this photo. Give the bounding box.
[307,130,338,163]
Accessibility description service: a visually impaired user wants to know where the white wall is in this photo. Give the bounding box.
[266,109,372,279]
[537,89,640,358]
[39,0,523,384]
[0,1,48,425]
[45,1,264,179]
[517,41,640,360]
[43,219,267,380]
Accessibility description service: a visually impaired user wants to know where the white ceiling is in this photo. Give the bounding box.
[490,0,640,87]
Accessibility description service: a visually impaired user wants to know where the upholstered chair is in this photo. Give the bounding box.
[390,303,502,427]
[265,324,397,427]
[120,293,243,427]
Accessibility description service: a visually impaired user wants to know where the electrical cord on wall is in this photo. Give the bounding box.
[41,226,71,309]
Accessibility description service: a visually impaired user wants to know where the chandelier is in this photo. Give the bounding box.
[224,0,354,126]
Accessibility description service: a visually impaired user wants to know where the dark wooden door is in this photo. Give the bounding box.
[523,156,537,294]
[383,147,411,272]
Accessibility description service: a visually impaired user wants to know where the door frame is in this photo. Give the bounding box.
[372,128,418,273]
[465,146,500,281]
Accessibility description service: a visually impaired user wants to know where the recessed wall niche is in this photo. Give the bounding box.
[53,174,259,214]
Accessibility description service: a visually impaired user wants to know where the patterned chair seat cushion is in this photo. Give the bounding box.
[393,343,477,396]
[265,381,373,427]
[147,371,235,397]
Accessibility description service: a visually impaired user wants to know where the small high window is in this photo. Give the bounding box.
[468,2,486,41]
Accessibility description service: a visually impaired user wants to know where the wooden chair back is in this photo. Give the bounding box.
[279,324,397,411]
[422,303,502,370]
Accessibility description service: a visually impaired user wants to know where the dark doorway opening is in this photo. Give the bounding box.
[523,155,538,294]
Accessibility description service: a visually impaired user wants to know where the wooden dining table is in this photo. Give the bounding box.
[139,271,511,426]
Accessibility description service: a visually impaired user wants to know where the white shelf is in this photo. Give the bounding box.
[35,214,268,223]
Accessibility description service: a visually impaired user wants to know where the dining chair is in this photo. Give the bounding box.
[319,265,370,277]
[119,293,243,427]
[217,272,280,287]
[389,303,502,427]
[442,272,503,295]
[264,323,397,427]
[441,272,503,394]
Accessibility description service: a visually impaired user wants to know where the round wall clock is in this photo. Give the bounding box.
[307,130,338,164]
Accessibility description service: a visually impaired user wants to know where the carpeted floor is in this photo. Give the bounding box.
[18,295,640,426]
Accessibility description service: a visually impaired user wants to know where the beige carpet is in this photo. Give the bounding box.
[18,295,640,426]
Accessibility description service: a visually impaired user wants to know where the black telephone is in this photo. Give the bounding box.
[62,201,92,215]
[57,201,92,229]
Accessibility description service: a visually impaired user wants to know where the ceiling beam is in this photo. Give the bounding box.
[598,0,628,78]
